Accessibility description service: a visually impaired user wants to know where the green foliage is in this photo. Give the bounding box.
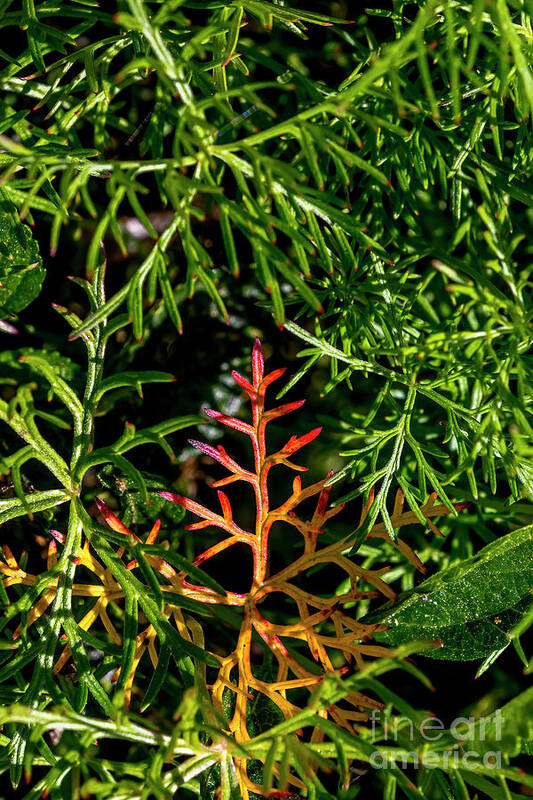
[0,0,532,798]
[2,0,530,529]
[0,190,44,316]
[0,253,206,789]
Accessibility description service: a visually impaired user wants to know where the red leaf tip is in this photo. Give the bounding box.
[158,491,182,503]
[50,529,66,544]
[252,338,264,385]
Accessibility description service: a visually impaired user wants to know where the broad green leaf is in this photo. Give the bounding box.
[0,191,45,316]
[362,525,533,659]
[440,686,533,757]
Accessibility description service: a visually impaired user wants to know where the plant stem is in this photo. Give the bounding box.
[9,261,108,787]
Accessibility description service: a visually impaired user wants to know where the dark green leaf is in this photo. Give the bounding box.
[363,525,533,660]
[0,191,45,316]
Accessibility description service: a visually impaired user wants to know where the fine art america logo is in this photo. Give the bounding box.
[368,709,504,770]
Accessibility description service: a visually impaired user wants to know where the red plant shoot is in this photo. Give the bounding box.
[155,340,456,797]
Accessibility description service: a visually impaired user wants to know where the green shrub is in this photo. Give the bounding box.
[0,2,532,798]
